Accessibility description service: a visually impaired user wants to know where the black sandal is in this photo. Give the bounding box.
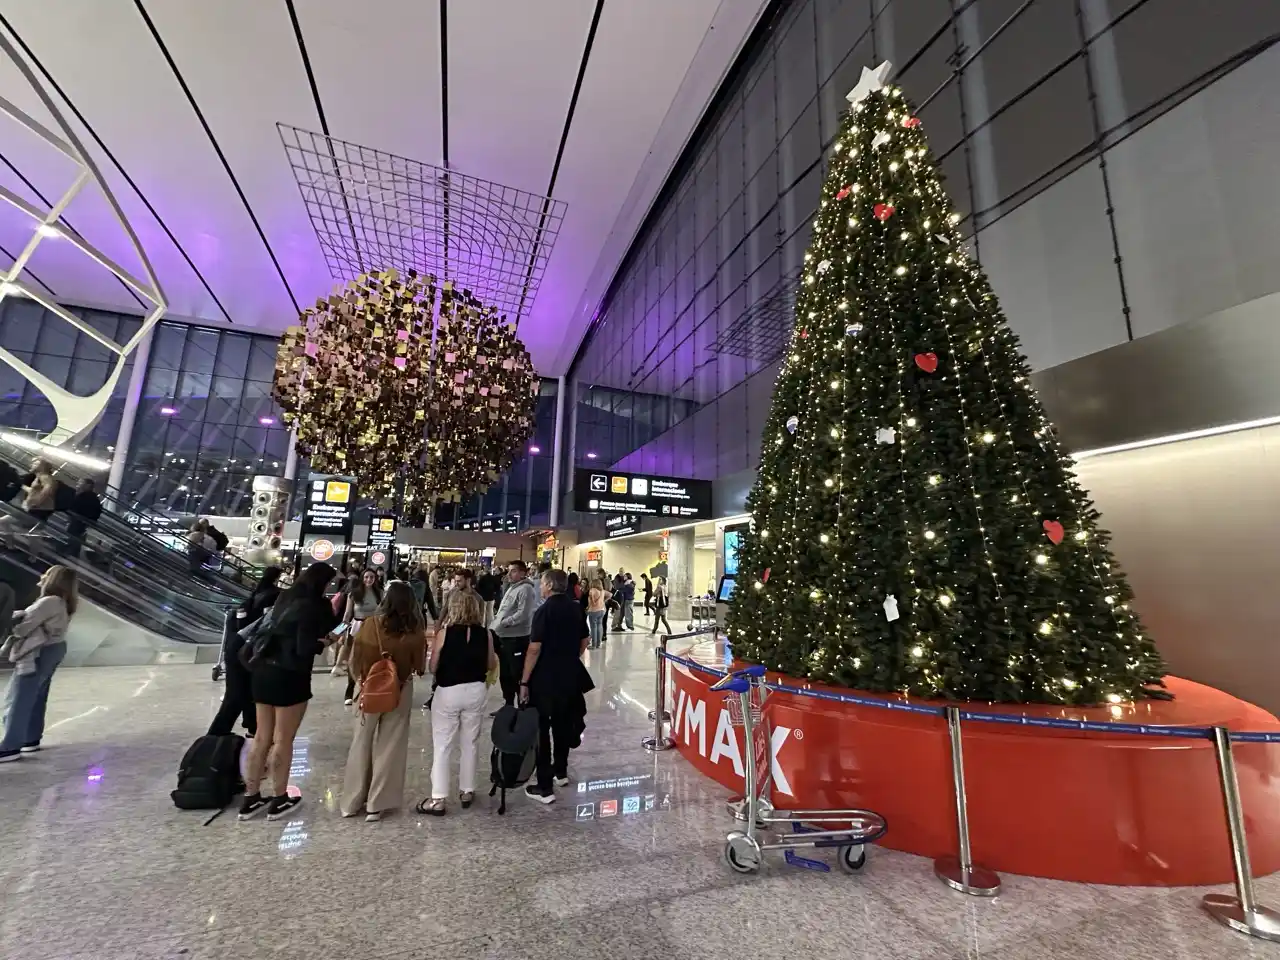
[415,798,445,817]
[459,791,474,809]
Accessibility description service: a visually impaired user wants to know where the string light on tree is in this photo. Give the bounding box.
[723,59,1165,705]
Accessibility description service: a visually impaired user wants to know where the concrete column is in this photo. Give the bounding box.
[549,374,566,526]
[106,321,154,508]
[666,527,695,620]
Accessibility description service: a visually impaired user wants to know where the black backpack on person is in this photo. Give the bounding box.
[171,734,244,815]
[488,704,539,815]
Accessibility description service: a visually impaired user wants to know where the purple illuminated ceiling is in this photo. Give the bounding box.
[0,0,769,375]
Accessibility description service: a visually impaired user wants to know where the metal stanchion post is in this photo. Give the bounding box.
[934,706,1001,896]
[642,634,674,752]
[1201,726,1280,941]
[648,634,671,724]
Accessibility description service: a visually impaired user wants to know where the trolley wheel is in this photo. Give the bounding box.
[211,666,223,682]
[837,844,867,874]
[724,832,761,874]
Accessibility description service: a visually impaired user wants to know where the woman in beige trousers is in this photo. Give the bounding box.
[340,582,428,821]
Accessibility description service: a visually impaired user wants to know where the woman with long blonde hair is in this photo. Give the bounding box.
[0,565,78,761]
[416,587,496,816]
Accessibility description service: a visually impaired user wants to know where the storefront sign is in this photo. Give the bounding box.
[574,469,712,520]
[586,548,603,562]
[604,513,642,538]
[309,539,335,562]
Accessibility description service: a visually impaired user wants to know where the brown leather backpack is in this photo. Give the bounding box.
[358,618,401,714]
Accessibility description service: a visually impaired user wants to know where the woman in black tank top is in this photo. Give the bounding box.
[418,590,496,815]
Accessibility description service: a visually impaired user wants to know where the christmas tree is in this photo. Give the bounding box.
[725,63,1167,706]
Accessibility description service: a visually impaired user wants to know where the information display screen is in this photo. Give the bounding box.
[717,575,737,603]
[723,524,748,577]
[301,474,357,540]
[365,514,397,572]
[573,469,712,520]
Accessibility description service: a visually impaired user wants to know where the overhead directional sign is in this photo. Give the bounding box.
[574,469,712,521]
[605,513,643,539]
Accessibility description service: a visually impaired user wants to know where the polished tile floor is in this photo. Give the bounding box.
[0,623,1275,960]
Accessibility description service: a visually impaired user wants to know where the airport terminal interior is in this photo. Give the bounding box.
[3,2,1280,958]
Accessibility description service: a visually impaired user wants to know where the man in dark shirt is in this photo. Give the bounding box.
[62,478,102,558]
[475,567,501,626]
[520,568,590,803]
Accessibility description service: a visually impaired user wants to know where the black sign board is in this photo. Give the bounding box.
[574,469,712,521]
[605,513,643,538]
[300,474,357,540]
[365,514,397,572]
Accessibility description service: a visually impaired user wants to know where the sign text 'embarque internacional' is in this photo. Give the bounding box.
[573,469,713,521]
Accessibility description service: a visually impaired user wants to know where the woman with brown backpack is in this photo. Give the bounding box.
[339,581,428,821]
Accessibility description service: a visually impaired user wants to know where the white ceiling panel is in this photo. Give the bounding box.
[0,0,764,373]
[141,0,331,316]
[2,1,297,324]
[295,0,444,170]
[448,0,595,196]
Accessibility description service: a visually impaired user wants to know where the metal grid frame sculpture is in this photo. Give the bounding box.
[278,123,567,328]
[707,268,803,365]
[273,269,538,507]
[0,30,166,444]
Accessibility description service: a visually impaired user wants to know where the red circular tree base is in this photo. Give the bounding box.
[667,648,1280,885]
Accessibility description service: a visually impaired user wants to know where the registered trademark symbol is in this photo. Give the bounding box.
[792,728,804,741]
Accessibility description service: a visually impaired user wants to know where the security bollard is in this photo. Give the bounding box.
[647,634,671,724]
[642,635,674,752]
[1201,726,1280,941]
[934,706,1001,897]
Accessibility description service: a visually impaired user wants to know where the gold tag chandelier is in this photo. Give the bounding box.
[273,269,538,507]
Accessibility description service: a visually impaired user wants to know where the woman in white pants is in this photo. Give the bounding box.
[417,589,496,816]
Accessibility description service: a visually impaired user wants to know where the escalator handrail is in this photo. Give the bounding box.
[0,438,255,596]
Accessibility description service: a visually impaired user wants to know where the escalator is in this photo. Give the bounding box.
[0,499,228,647]
[0,435,256,602]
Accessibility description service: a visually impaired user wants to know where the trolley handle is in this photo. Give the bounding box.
[710,664,766,693]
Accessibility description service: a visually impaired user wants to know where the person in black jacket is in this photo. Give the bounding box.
[60,478,102,559]
[208,567,281,739]
[239,561,339,821]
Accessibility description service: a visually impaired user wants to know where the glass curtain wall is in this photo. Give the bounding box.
[438,378,559,531]
[0,297,140,460]
[568,0,1280,481]
[124,322,289,516]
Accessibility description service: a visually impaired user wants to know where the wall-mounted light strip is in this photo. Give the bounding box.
[1072,415,1280,461]
[1,431,112,471]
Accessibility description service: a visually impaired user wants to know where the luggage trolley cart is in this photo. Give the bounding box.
[712,665,888,874]
[687,593,716,632]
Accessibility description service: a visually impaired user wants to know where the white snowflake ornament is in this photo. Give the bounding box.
[816,259,832,274]
[883,595,900,622]
[876,426,896,445]
[871,131,891,150]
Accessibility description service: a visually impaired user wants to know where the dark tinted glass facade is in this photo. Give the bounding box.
[568,0,1280,482]
[124,322,291,515]
[0,297,141,460]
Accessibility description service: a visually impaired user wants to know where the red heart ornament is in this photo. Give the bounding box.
[874,203,895,221]
[1042,520,1065,544]
[913,352,938,373]
[903,116,921,128]
[762,567,771,583]
[836,185,852,201]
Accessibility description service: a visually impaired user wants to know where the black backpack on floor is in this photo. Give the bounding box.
[171,734,244,816]
[488,704,539,815]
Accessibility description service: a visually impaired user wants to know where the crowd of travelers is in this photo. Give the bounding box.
[205,557,620,821]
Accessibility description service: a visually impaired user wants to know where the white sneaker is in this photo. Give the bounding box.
[344,698,354,706]
[365,811,383,823]
[19,744,41,754]
[554,776,570,788]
